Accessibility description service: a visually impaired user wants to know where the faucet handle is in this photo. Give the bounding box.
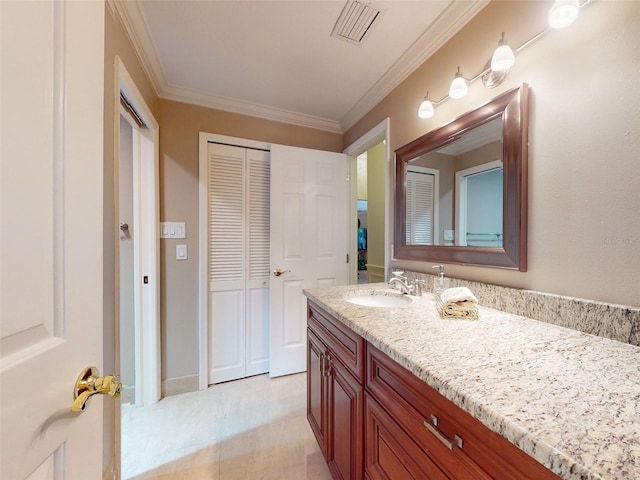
[391,270,407,282]
[412,279,426,296]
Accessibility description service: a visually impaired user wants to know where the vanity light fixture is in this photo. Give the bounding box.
[416,0,590,119]
[418,92,435,118]
[449,67,468,99]
[490,33,515,72]
[548,0,580,29]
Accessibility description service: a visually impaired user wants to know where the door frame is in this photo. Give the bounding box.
[114,57,161,406]
[455,159,502,246]
[344,118,391,285]
[198,132,271,390]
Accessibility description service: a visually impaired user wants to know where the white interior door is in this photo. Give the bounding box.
[0,2,106,478]
[269,144,349,378]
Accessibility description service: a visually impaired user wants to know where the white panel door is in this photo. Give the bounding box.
[269,144,349,378]
[0,1,105,479]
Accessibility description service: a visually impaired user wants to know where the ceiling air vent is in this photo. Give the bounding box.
[331,0,381,46]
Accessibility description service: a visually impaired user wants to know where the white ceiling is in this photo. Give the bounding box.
[111,0,488,133]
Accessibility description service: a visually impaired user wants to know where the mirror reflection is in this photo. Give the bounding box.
[406,117,503,247]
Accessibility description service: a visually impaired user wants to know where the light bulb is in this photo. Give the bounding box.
[491,33,515,72]
[449,68,467,99]
[548,0,579,29]
[418,97,434,118]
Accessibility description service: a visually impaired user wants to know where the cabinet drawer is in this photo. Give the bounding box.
[365,392,449,480]
[366,344,560,480]
[308,301,365,383]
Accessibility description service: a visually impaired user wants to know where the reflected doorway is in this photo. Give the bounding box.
[354,142,386,284]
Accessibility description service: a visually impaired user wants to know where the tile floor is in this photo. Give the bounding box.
[121,373,333,480]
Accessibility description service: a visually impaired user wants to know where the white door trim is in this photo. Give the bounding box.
[198,132,271,390]
[344,118,391,284]
[114,57,161,406]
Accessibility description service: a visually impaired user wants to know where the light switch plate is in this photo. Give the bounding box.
[444,229,455,241]
[176,244,187,260]
[161,222,186,239]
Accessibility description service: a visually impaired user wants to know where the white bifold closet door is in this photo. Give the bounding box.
[208,143,270,384]
[406,170,435,245]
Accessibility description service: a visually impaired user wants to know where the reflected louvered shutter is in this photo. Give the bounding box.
[406,171,434,245]
[209,150,244,283]
[248,152,270,279]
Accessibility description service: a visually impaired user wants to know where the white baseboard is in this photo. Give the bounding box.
[162,374,199,397]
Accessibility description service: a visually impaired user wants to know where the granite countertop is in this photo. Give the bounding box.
[303,283,640,480]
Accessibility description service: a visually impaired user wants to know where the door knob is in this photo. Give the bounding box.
[71,366,122,412]
[273,268,290,277]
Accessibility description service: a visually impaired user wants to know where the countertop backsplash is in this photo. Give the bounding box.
[401,271,640,347]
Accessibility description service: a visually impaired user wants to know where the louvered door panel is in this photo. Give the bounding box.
[406,171,434,245]
[246,148,270,376]
[208,144,246,383]
[209,146,245,284]
[248,150,270,279]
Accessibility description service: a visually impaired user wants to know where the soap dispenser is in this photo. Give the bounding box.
[432,265,450,299]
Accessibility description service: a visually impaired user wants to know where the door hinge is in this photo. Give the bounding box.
[346,253,350,264]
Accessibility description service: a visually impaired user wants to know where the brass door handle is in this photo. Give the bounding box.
[273,268,290,277]
[72,366,122,412]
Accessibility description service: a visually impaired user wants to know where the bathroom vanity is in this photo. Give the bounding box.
[304,284,640,480]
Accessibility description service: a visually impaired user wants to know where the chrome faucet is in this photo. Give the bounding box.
[389,275,414,295]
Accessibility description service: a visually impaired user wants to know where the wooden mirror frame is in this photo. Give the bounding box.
[394,83,529,271]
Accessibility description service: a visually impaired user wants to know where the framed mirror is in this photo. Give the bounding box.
[394,83,529,270]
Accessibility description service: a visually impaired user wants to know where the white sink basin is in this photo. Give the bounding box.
[345,293,412,308]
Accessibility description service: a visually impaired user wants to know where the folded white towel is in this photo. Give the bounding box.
[440,286,478,304]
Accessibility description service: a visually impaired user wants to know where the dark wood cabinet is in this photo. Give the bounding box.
[366,343,560,480]
[307,301,560,480]
[308,301,365,480]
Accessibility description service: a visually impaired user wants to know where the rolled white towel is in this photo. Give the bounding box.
[442,302,478,319]
[440,286,478,304]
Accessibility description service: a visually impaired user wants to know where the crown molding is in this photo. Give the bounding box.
[110,0,487,135]
[339,0,490,132]
[108,0,166,97]
[160,85,343,134]
[109,0,341,133]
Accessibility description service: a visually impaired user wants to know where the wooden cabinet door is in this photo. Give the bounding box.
[365,393,449,480]
[327,355,364,480]
[308,328,328,458]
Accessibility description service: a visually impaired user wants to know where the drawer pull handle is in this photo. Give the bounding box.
[323,353,331,377]
[424,415,463,450]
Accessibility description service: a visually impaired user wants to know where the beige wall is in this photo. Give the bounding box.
[158,99,343,380]
[345,1,640,307]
